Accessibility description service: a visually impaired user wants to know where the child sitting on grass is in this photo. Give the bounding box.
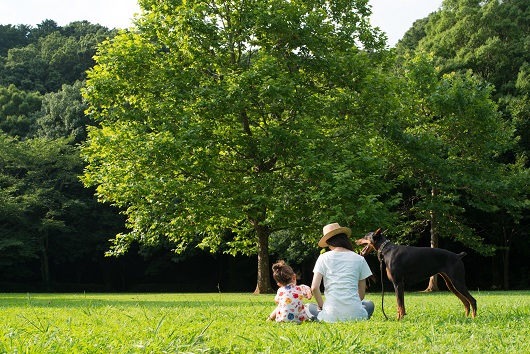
[267,260,313,323]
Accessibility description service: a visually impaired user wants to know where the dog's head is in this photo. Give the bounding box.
[356,228,385,256]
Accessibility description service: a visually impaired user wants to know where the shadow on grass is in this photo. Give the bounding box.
[0,292,273,309]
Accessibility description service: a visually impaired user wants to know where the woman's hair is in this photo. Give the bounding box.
[326,233,354,251]
[272,260,296,286]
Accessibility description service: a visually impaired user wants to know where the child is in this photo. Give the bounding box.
[267,260,313,323]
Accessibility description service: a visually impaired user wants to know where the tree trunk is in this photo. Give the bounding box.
[491,254,502,289]
[501,227,510,290]
[40,235,51,291]
[253,223,273,294]
[503,246,510,290]
[424,187,439,292]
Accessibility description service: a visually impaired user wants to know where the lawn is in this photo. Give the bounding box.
[0,291,528,353]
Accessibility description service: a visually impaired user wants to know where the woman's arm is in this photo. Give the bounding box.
[358,278,367,300]
[311,272,324,309]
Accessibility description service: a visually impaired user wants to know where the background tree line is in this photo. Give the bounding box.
[397,0,530,291]
[0,21,127,291]
[1,0,529,293]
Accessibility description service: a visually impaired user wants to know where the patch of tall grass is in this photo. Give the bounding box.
[0,291,528,353]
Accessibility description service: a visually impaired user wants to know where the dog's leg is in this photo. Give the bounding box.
[439,273,470,315]
[439,272,477,318]
[393,281,406,320]
[451,278,477,318]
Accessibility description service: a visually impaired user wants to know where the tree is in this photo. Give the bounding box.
[0,133,36,277]
[397,0,530,289]
[0,131,108,287]
[0,21,128,288]
[396,17,429,51]
[29,20,60,41]
[466,156,530,290]
[0,24,31,57]
[35,80,90,143]
[0,21,114,93]
[399,0,530,154]
[390,54,517,290]
[0,84,42,138]
[82,0,395,293]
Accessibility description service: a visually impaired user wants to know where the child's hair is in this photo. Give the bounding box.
[272,260,296,286]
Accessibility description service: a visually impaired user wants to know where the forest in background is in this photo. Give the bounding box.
[1,0,529,293]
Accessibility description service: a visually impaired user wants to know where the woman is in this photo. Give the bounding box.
[309,223,375,322]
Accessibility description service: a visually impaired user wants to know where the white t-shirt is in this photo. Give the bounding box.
[313,250,373,322]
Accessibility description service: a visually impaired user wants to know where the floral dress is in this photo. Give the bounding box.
[273,284,312,323]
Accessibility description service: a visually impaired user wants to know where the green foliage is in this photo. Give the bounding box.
[398,0,530,153]
[0,24,31,56]
[0,132,120,282]
[1,1,528,291]
[0,21,128,286]
[0,20,114,93]
[35,80,90,143]
[396,17,429,51]
[0,292,528,353]
[396,0,530,288]
[0,133,40,271]
[0,84,42,137]
[388,54,517,254]
[82,0,393,261]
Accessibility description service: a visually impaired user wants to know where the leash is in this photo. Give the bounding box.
[379,257,389,320]
[377,241,390,320]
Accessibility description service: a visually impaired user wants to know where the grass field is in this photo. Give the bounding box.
[0,290,528,353]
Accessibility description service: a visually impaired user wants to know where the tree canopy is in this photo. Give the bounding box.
[82,0,399,293]
[398,0,530,155]
[390,54,518,265]
[0,20,114,93]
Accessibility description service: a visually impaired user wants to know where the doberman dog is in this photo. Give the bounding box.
[356,228,477,320]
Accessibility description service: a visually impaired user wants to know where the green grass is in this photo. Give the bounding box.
[0,291,528,353]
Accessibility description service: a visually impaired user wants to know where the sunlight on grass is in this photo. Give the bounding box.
[0,291,528,353]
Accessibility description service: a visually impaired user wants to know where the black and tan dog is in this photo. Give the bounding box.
[356,228,477,320]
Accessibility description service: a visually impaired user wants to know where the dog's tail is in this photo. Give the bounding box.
[457,252,467,258]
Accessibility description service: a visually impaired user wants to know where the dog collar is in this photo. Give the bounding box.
[377,240,390,254]
[377,240,390,264]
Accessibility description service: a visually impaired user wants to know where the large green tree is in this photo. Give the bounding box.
[82,0,397,293]
[0,24,31,57]
[397,54,513,237]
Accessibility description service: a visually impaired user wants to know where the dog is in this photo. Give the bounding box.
[356,228,477,320]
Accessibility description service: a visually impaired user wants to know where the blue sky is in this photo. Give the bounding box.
[0,0,443,47]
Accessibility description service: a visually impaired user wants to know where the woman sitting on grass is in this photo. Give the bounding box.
[267,260,313,323]
[309,223,375,322]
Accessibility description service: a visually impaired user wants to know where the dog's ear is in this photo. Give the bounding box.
[374,228,382,235]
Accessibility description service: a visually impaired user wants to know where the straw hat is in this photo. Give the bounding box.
[318,223,352,247]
